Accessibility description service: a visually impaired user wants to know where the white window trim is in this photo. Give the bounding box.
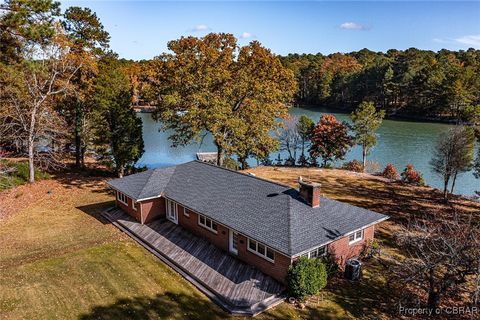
[117,191,128,206]
[247,238,275,263]
[348,229,364,244]
[302,245,327,259]
[183,208,190,217]
[132,201,137,211]
[198,214,218,234]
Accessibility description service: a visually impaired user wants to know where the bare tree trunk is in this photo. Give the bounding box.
[239,156,248,170]
[118,165,124,178]
[443,177,450,201]
[450,170,458,194]
[75,126,81,168]
[80,145,86,168]
[28,138,35,183]
[427,291,440,311]
[286,140,293,160]
[362,144,367,172]
[215,142,223,166]
[75,105,86,169]
[427,269,440,311]
[28,103,38,184]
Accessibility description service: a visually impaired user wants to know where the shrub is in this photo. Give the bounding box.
[342,159,364,172]
[361,239,381,259]
[297,154,309,167]
[275,154,283,166]
[284,157,295,166]
[401,164,425,185]
[309,156,319,167]
[287,257,328,301]
[321,253,339,278]
[260,156,273,166]
[0,160,50,191]
[382,163,400,180]
[127,164,148,174]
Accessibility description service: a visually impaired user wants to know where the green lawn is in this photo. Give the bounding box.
[0,170,428,320]
[0,159,50,191]
[0,174,228,320]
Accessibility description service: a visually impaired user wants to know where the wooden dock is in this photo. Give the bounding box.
[102,208,285,316]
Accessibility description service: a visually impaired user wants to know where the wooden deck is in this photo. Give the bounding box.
[102,208,285,316]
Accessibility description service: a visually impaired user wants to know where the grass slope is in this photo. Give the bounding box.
[0,167,478,319]
[0,173,226,320]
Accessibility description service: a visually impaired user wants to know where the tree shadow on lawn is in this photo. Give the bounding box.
[261,304,347,320]
[79,291,228,320]
[77,201,115,225]
[325,176,480,226]
[326,259,397,320]
[53,167,115,194]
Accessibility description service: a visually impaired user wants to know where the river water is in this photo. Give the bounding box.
[136,106,479,197]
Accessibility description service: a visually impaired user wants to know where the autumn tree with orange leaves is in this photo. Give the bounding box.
[309,114,352,167]
[149,33,296,166]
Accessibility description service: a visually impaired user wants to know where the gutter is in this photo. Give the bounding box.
[290,215,390,259]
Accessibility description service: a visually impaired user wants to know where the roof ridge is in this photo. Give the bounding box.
[138,166,176,199]
[286,195,294,256]
[162,165,178,194]
[136,169,157,199]
[193,160,294,189]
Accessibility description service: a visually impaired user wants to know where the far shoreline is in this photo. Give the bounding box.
[134,104,460,126]
[295,104,460,125]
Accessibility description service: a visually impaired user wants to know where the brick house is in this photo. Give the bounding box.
[107,160,388,284]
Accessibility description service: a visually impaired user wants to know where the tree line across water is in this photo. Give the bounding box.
[275,102,478,200]
[280,48,480,123]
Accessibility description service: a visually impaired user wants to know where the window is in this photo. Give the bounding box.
[349,229,364,244]
[247,239,275,262]
[184,209,190,217]
[117,191,128,205]
[132,201,137,211]
[198,214,217,233]
[301,245,327,259]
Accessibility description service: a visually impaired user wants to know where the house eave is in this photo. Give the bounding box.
[290,215,390,258]
[107,184,139,202]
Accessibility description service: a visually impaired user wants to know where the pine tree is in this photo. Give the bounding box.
[93,57,144,177]
[350,101,385,171]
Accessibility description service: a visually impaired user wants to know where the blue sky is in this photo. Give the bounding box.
[60,1,480,60]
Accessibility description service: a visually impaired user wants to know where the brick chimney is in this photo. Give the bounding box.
[298,176,321,208]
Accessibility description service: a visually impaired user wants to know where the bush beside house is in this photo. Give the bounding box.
[287,257,328,301]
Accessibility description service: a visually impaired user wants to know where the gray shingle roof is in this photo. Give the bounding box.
[107,161,388,256]
[107,166,175,200]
